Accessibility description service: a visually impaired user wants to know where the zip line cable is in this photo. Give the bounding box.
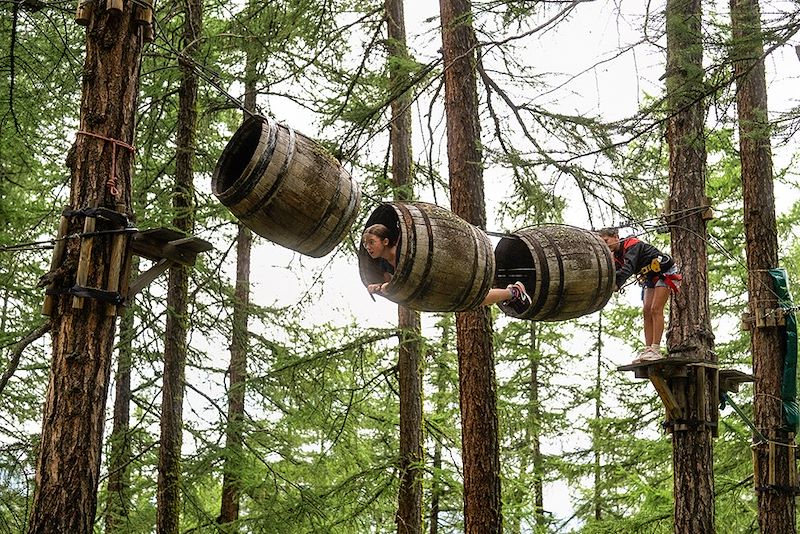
[0,227,138,254]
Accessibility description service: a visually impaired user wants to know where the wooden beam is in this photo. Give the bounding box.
[649,374,682,421]
[126,259,171,303]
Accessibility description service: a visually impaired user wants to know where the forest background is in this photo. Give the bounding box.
[1,0,800,532]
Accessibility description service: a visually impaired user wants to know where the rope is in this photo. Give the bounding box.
[76,130,135,198]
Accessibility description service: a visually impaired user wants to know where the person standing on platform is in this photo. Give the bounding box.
[597,227,682,363]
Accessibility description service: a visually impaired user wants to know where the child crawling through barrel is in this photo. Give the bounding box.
[362,223,530,309]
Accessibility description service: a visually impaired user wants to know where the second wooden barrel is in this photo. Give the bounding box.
[212,115,360,257]
[358,202,495,312]
[494,225,614,321]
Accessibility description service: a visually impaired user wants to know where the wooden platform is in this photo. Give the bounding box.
[618,355,754,436]
[124,228,213,305]
[617,355,716,379]
[130,228,213,266]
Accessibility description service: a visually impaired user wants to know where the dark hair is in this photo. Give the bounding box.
[596,227,619,238]
[363,223,398,246]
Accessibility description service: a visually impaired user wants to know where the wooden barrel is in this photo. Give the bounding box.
[212,115,360,257]
[494,225,614,321]
[358,202,495,312]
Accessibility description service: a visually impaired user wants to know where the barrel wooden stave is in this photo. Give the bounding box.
[212,116,360,258]
[358,202,495,312]
[496,225,614,321]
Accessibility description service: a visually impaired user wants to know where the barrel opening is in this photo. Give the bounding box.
[495,236,535,294]
[358,204,401,285]
[214,117,263,193]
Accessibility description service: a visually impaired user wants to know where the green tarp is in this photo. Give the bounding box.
[768,268,799,432]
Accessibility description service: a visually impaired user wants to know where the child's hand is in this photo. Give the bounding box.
[368,283,388,294]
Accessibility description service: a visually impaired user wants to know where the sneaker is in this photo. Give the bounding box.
[639,348,664,362]
[631,347,653,364]
[506,281,531,307]
[631,347,664,365]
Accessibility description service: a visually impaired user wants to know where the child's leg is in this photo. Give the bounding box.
[481,287,512,306]
[481,282,530,307]
[644,286,670,346]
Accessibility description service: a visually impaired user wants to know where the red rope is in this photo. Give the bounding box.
[76,130,135,198]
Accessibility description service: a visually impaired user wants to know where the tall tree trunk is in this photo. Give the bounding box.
[664,0,715,532]
[105,257,139,533]
[217,17,258,532]
[385,0,424,532]
[429,314,452,534]
[27,8,142,534]
[592,315,603,521]
[157,1,201,532]
[730,1,796,532]
[397,306,423,534]
[520,322,544,532]
[438,0,501,531]
[218,32,256,528]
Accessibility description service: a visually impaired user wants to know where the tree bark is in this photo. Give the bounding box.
[524,322,544,531]
[27,7,142,533]
[157,1,201,532]
[592,315,602,521]
[664,0,715,532]
[218,17,257,529]
[429,315,452,534]
[439,0,501,531]
[105,264,137,533]
[730,1,796,532]
[385,1,424,532]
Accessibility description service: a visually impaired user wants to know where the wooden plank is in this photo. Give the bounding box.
[649,374,682,421]
[696,366,706,424]
[168,236,213,253]
[752,446,759,489]
[719,369,754,393]
[711,368,719,438]
[105,233,127,316]
[790,434,797,489]
[72,215,96,309]
[129,229,212,265]
[42,215,69,316]
[126,259,171,302]
[769,441,776,486]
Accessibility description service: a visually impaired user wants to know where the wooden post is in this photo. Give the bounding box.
[141,24,155,44]
[75,0,93,25]
[789,434,797,489]
[753,445,760,489]
[696,366,706,424]
[134,1,152,24]
[42,214,70,316]
[769,439,777,486]
[72,215,96,309]
[105,233,128,315]
[106,0,123,13]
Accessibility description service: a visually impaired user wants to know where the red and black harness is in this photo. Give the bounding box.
[614,237,682,292]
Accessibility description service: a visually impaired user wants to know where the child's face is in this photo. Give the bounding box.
[363,234,389,258]
[601,234,619,251]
